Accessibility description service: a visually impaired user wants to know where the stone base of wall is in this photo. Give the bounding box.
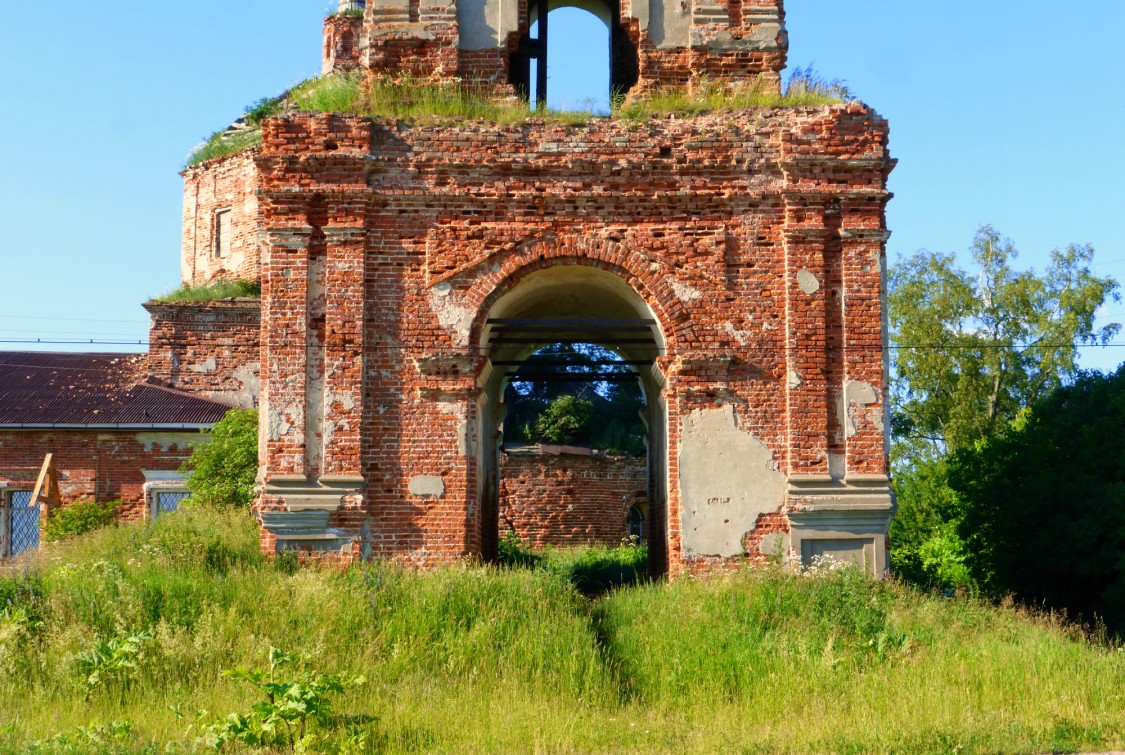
[498,448,648,548]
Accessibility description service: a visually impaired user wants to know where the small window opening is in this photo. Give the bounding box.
[152,489,190,518]
[214,209,232,258]
[627,504,646,543]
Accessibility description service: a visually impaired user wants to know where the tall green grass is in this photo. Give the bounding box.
[153,279,260,303]
[185,68,854,167]
[2,509,1123,753]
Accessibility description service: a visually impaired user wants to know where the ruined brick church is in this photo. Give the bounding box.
[1,0,895,575]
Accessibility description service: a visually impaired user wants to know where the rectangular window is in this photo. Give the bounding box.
[153,489,190,517]
[214,209,232,258]
[2,490,38,558]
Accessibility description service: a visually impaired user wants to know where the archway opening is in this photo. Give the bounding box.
[475,265,667,577]
[510,0,638,111]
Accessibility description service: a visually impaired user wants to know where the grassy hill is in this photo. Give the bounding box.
[1,509,1123,753]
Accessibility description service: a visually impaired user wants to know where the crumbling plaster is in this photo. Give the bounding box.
[679,405,786,558]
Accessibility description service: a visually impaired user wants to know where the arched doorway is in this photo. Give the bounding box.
[510,0,639,109]
[474,265,668,576]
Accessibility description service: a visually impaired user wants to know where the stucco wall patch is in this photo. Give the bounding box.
[796,269,820,295]
[679,405,786,557]
[409,475,446,497]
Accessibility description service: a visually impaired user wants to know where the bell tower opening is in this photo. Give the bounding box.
[510,0,638,111]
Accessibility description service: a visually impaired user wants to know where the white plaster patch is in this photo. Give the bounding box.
[136,432,201,453]
[797,269,821,295]
[670,280,702,302]
[429,288,474,343]
[844,380,880,437]
[828,452,846,481]
[409,476,445,497]
[679,405,787,558]
[188,356,217,374]
[330,392,357,412]
[787,370,802,389]
[724,321,751,346]
[267,406,293,441]
[437,401,473,456]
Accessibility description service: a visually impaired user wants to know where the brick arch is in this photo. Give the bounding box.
[462,235,695,353]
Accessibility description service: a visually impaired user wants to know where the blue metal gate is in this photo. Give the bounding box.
[9,491,39,556]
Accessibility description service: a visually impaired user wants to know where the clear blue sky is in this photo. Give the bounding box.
[1,2,1123,369]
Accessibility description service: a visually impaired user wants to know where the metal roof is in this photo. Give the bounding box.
[0,352,234,427]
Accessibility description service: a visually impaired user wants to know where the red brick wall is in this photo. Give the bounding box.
[323,14,364,74]
[499,452,647,547]
[0,430,199,522]
[144,300,261,408]
[180,150,261,286]
[252,105,893,573]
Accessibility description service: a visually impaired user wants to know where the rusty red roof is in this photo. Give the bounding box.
[0,352,233,427]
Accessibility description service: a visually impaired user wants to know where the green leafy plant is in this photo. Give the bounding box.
[75,630,152,695]
[535,394,596,445]
[180,408,259,509]
[43,500,117,543]
[206,648,363,751]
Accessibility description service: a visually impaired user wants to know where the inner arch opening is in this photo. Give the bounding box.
[474,265,668,577]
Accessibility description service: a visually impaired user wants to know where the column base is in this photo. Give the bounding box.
[258,475,364,562]
[786,474,896,576]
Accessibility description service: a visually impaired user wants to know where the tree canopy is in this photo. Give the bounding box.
[180,408,259,508]
[948,366,1125,632]
[889,226,1119,589]
[891,225,1119,458]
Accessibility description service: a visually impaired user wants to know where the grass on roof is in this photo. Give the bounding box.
[184,66,851,167]
[153,279,261,303]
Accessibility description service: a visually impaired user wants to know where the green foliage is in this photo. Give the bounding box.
[949,367,1125,632]
[3,508,1125,752]
[207,648,363,751]
[75,630,152,696]
[535,394,596,444]
[154,279,260,303]
[180,408,259,508]
[889,457,973,590]
[186,66,855,168]
[43,500,116,544]
[505,343,647,454]
[889,226,1119,589]
[616,67,848,120]
[185,127,263,167]
[891,226,1119,456]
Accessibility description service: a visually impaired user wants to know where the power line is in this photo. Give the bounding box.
[4,337,1125,351]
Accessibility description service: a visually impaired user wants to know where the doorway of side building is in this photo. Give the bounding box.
[476,265,668,577]
[510,0,638,111]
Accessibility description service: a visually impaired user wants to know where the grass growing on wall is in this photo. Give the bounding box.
[3,509,1121,753]
[153,279,260,303]
[184,67,852,167]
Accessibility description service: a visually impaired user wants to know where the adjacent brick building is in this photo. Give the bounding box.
[0,353,231,557]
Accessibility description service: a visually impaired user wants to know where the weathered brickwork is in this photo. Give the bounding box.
[125,0,901,574]
[0,431,197,523]
[181,149,261,286]
[322,0,787,96]
[245,101,894,575]
[499,452,647,547]
[144,300,262,408]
